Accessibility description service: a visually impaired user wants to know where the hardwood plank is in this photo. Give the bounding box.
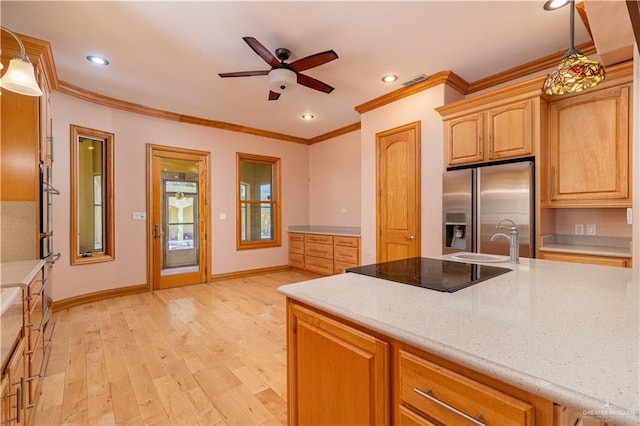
[31,269,318,425]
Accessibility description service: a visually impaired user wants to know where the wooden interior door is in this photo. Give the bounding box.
[147,145,209,290]
[376,122,421,262]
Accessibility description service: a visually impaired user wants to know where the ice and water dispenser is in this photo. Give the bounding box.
[444,212,467,250]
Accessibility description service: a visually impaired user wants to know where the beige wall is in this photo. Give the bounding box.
[51,92,310,301]
[308,131,361,226]
[634,46,639,267]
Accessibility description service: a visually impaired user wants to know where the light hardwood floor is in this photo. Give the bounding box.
[32,269,320,425]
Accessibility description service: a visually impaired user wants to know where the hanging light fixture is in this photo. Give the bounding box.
[0,26,43,97]
[543,0,605,96]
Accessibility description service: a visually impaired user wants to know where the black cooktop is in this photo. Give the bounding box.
[345,257,511,293]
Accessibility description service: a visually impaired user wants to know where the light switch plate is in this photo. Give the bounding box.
[586,224,596,236]
[132,212,146,220]
[574,224,584,235]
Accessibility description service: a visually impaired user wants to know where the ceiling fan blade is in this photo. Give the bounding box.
[268,91,281,101]
[218,70,270,78]
[296,73,335,94]
[289,50,338,72]
[243,37,280,67]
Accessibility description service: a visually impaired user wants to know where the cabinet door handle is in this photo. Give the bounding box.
[413,387,485,426]
[477,135,482,155]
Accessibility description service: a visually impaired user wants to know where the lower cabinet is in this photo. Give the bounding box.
[539,251,631,268]
[286,301,390,425]
[288,232,361,275]
[1,339,27,425]
[286,299,609,426]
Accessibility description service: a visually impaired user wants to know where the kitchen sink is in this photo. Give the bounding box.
[450,252,509,263]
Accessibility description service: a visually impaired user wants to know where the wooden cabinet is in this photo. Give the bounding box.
[288,232,361,275]
[398,349,535,425]
[286,301,390,425]
[539,251,631,268]
[554,405,607,426]
[544,78,632,207]
[288,233,305,270]
[2,339,27,425]
[437,77,545,168]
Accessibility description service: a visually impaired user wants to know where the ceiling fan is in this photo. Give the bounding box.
[218,37,338,101]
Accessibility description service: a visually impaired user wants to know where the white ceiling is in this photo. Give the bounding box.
[1,1,591,140]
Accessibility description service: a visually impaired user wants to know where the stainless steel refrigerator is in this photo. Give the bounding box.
[442,161,534,258]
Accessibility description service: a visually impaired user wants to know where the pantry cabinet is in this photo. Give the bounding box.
[437,77,545,168]
[544,77,632,207]
[286,301,390,425]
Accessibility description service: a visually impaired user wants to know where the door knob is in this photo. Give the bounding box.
[406,236,415,241]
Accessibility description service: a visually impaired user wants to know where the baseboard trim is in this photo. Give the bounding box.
[52,284,149,311]
[210,265,291,281]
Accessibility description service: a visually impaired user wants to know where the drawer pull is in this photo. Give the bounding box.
[413,387,485,426]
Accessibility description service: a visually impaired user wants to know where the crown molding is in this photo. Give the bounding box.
[308,122,361,145]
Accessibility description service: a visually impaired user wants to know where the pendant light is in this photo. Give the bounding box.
[543,0,605,96]
[0,26,43,97]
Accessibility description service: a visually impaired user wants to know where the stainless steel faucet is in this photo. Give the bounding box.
[490,219,520,263]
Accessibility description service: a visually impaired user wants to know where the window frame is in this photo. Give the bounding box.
[70,124,115,265]
[236,152,281,250]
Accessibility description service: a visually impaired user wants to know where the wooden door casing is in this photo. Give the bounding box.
[376,122,421,263]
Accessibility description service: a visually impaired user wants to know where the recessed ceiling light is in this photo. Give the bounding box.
[381,74,398,83]
[301,114,314,120]
[86,55,110,66]
[543,0,570,10]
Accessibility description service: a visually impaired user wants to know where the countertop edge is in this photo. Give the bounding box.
[0,259,45,288]
[278,284,639,426]
[539,244,632,258]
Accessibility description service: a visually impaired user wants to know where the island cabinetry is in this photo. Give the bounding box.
[25,273,48,408]
[287,301,390,425]
[288,233,305,270]
[538,252,631,268]
[436,77,546,168]
[398,349,535,425]
[554,405,607,426]
[544,82,631,207]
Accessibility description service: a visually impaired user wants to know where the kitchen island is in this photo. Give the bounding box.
[278,256,639,425]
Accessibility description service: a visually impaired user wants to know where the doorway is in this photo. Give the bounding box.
[147,145,210,290]
[376,121,421,262]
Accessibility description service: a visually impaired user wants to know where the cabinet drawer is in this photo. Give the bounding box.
[27,294,43,336]
[289,253,305,269]
[334,236,359,248]
[334,246,358,264]
[289,240,304,255]
[289,232,305,242]
[304,256,334,275]
[398,405,438,426]
[539,252,631,268]
[27,275,44,311]
[334,260,357,274]
[399,350,534,426]
[305,242,333,259]
[304,234,333,245]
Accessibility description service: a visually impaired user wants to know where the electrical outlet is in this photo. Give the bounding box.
[586,224,597,236]
[574,224,584,235]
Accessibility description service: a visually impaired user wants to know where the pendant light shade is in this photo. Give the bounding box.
[0,27,43,97]
[543,0,605,96]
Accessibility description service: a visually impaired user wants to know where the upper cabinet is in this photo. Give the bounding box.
[542,64,632,208]
[437,77,546,168]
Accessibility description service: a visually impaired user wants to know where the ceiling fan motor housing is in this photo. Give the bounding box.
[268,68,297,93]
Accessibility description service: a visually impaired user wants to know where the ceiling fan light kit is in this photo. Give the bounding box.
[268,68,297,93]
[219,36,338,101]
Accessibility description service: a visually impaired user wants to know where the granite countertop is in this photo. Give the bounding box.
[288,225,361,237]
[0,259,45,288]
[540,235,632,258]
[278,256,639,425]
